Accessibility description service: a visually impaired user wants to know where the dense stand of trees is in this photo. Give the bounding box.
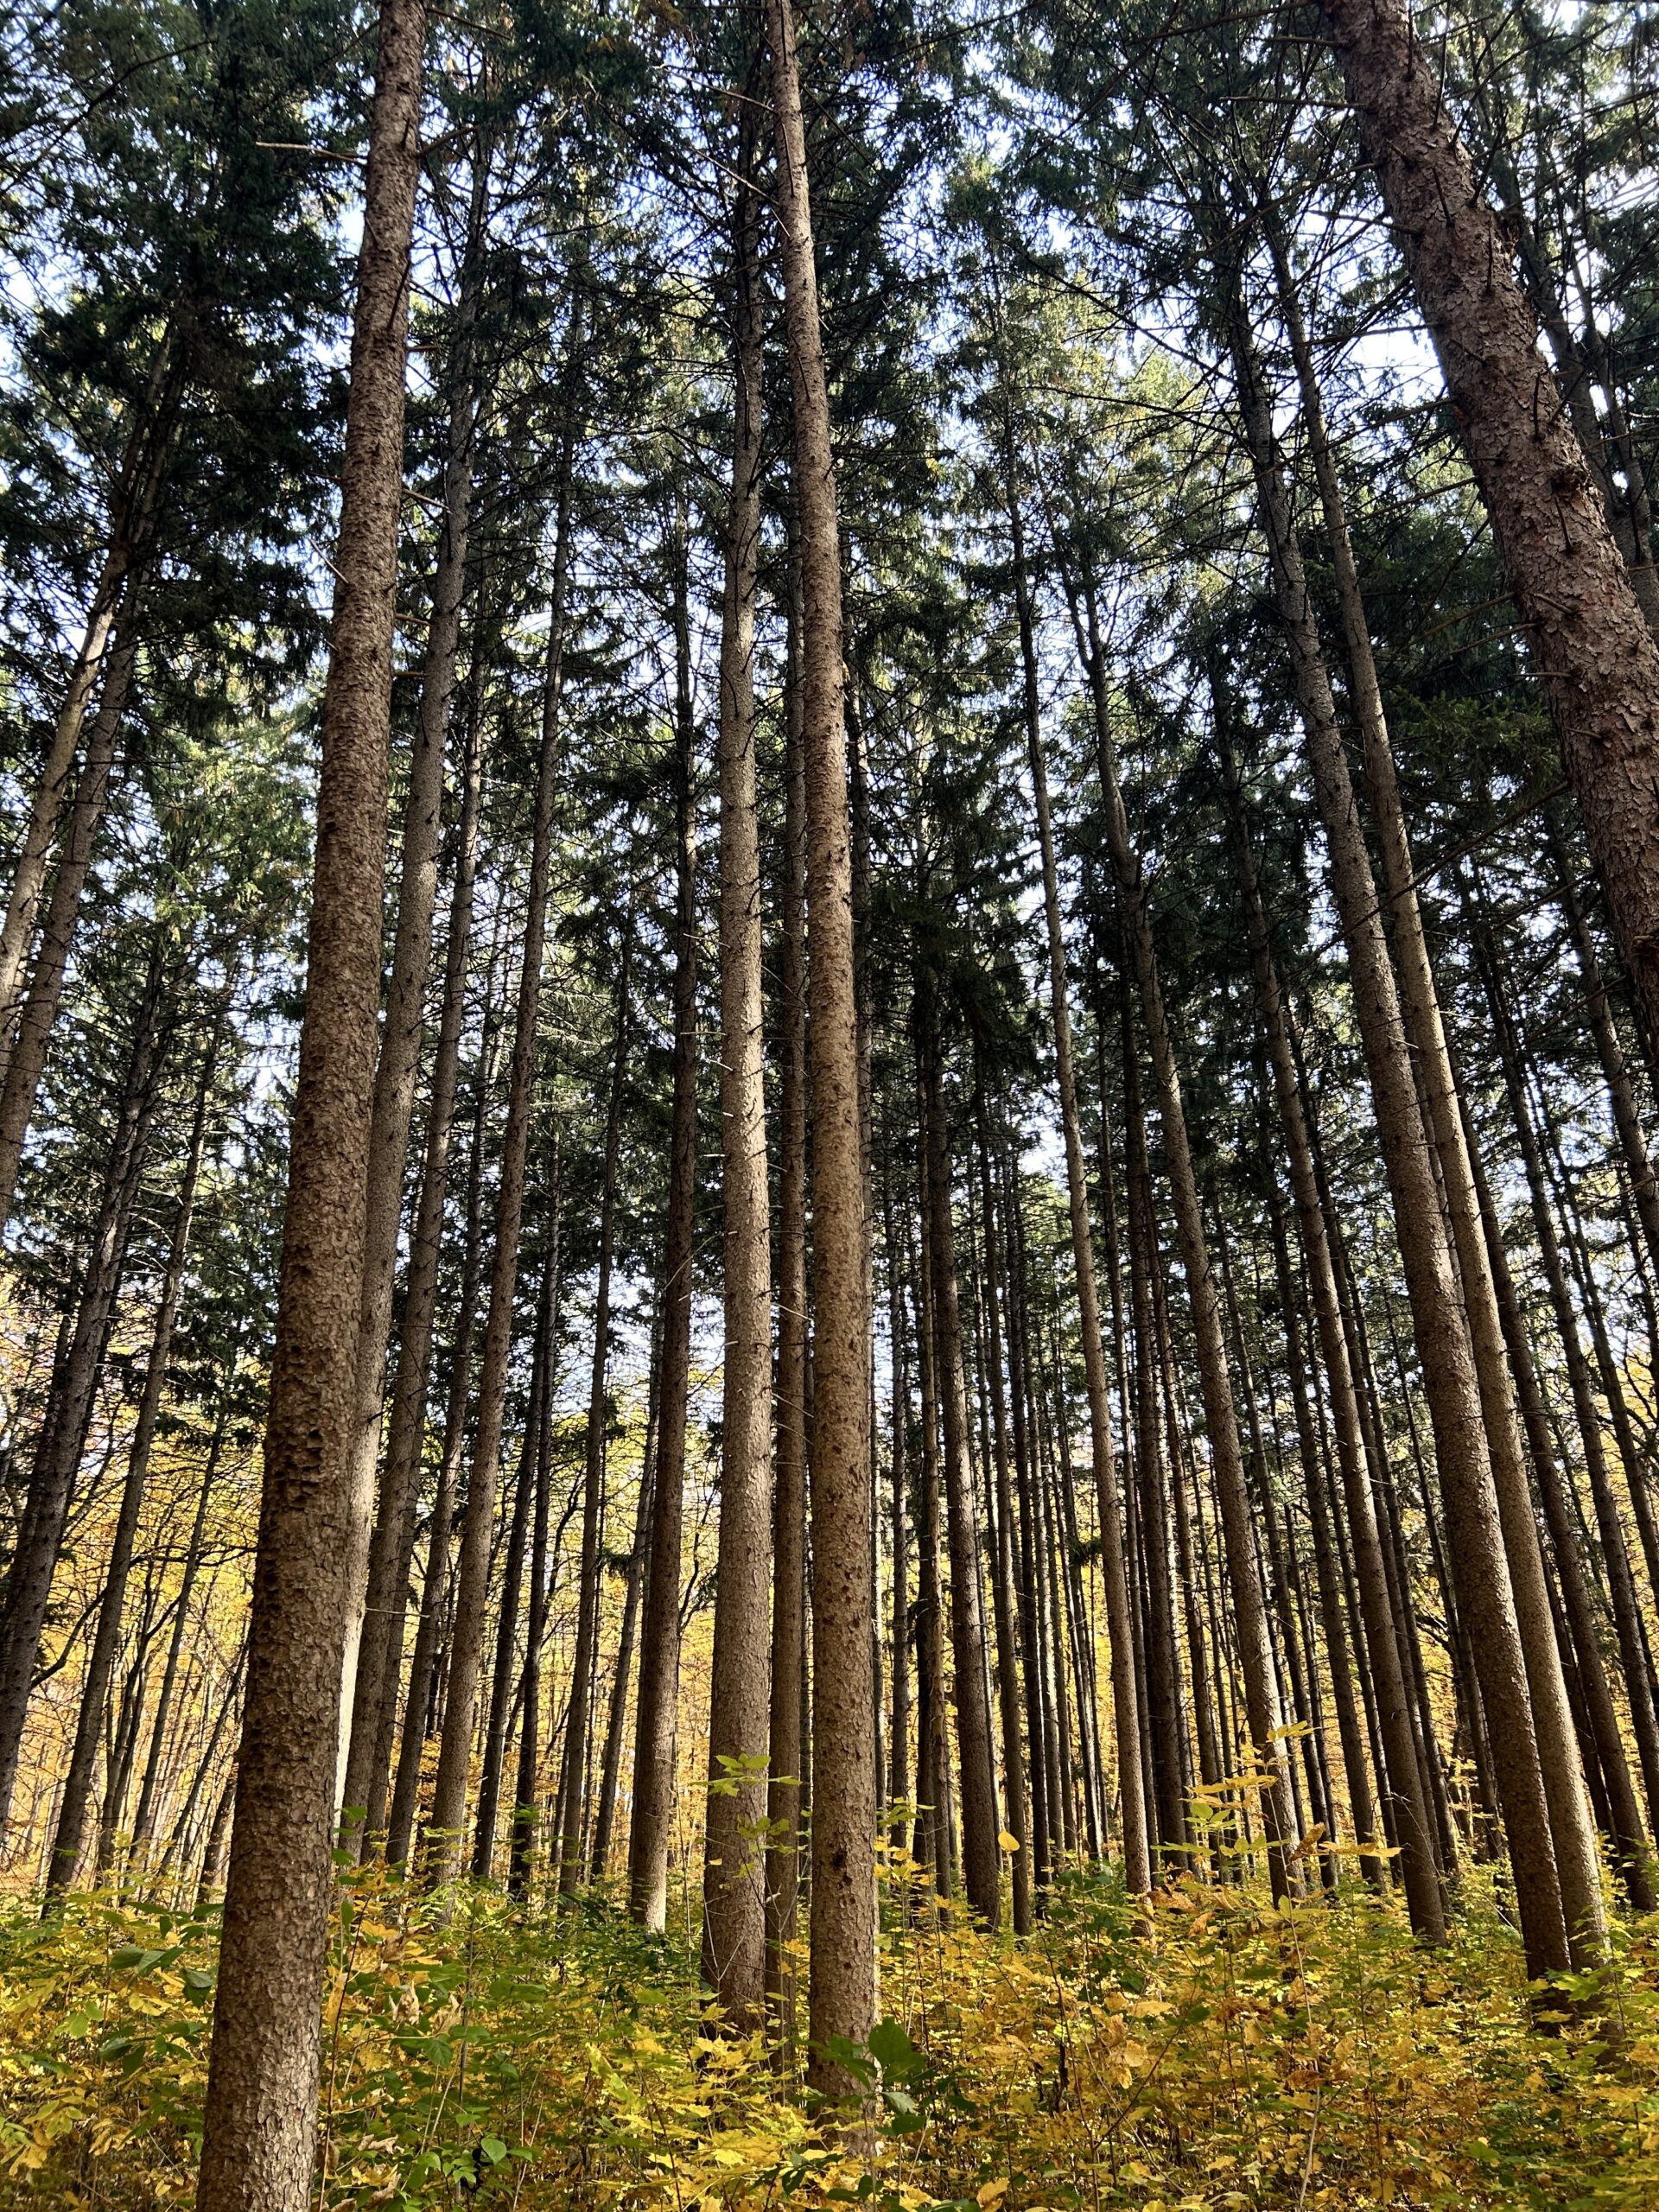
[3,0,1659,2194]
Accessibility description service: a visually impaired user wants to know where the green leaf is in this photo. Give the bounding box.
[481,2137,509,2164]
[868,2015,924,2082]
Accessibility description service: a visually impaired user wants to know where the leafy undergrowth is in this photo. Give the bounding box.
[3,1856,1657,2209]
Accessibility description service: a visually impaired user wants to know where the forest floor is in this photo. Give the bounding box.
[2,1853,1656,2210]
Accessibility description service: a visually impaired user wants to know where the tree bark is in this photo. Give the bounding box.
[920,1017,1001,1926]
[701,113,772,2021]
[555,931,629,1895]
[337,169,489,1834]
[765,0,874,2091]
[1313,0,1659,1050]
[766,517,809,2023]
[198,3,424,2201]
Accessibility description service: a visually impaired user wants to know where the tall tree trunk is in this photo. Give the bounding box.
[766,518,810,2023]
[974,1096,1033,1933]
[765,0,874,2091]
[338,175,489,1833]
[628,518,702,1935]
[1470,885,1659,1841]
[701,111,772,2024]
[1002,372,1149,1900]
[555,932,629,1895]
[1227,308,1569,1977]
[507,1224,560,1897]
[353,652,486,1845]
[198,4,425,2201]
[1313,0,1659,1049]
[1262,214,1605,1961]
[385,1002,496,1868]
[426,340,575,1878]
[44,993,225,1902]
[920,1016,1001,1926]
[593,1351,654,1881]
[1120,993,1187,1866]
[471,1232,557,1878]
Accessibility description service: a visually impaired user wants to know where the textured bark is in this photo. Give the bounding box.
[766,0,874,2089]
[338,182,488,1833]
[913,1148,953,1900]
[765,535,809,2018]
[920,1024,1001,1926]
[426,357,575,1878]
[353,660,486,1844]
[701,123,772,2021]
[0,950,166,1834]
[44,995,223,1902]
[198,3,424,2202]
[1314,0,1659,1051]
[1230,308,1568,1974]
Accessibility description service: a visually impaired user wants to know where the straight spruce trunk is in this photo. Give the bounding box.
[338,168,490,1835]
[920,1018,1001,1926]
[197,6,425,2202]
[766,527,809,2020]
[701,104,772,2017]
[765,0,874,2089]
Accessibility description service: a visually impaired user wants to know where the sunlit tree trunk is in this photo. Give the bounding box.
[198,5,425,2200]
[1314,0,1659,1050]
[765,0,874,2090]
